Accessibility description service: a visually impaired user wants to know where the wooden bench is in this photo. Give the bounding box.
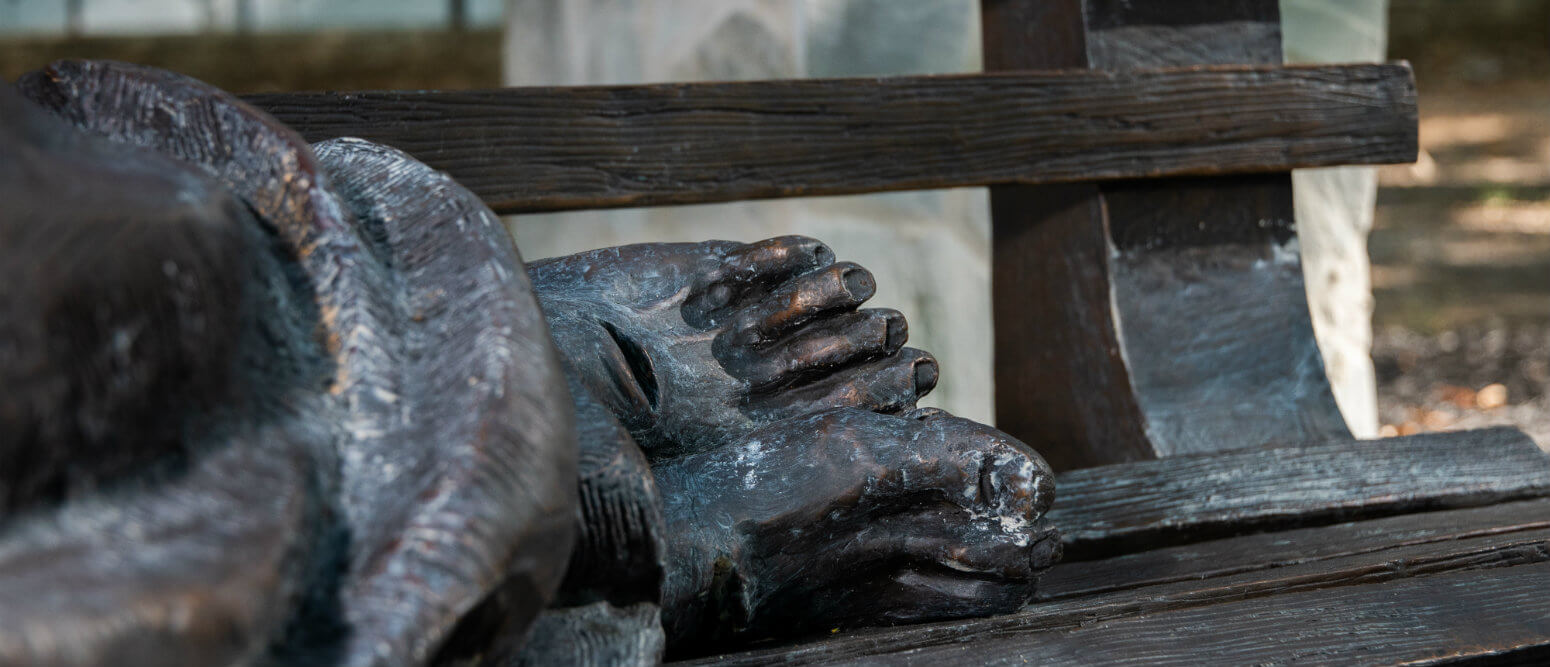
[244,1,1550,663]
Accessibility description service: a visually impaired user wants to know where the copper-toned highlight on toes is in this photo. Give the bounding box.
[840,266,876,302]
[737,235,834,279]
[811,241,836,268]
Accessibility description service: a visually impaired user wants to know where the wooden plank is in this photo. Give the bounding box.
[988,182,1154,462]
[1050,427,1550,561]
[1084,0,1284,67]
[983,0,1355,470]
[1038,498,1550,601]
[1029,530,1550,633]
[243,64,1418,213]
[825,562,1550,665]
[681,507,1550,665]
[1090,0,1351,459]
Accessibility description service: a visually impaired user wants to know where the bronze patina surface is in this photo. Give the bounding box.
[0,61,1058,666]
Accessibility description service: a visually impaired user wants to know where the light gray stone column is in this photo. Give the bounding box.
[1284,0,1389,437]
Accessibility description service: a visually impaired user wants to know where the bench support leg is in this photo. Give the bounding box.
[983,0,1351,470]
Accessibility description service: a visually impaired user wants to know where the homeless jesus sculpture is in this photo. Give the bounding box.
[0,61,1059,666]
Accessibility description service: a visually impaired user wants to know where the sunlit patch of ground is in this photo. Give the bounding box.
[1372,75,1550,446]
[1371,0,1550,444]
[1381,81,1550,188]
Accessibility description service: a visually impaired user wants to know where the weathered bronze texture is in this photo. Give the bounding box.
[8,61,579,666]
[0,61,1059,666]
[527,233,1059,656]
[2,75,330,667]
[1,79,263,513]
[684,431,1550,666]
[9,16,1519,660]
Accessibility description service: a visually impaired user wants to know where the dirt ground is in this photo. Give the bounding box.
[1372,1,1550,444]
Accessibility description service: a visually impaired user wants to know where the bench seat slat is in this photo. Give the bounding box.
[805,562,1550,666]
[1051,427,1550,560]
[244,63,1417,214]
[685,501,1550,665]
[1039,497,1550,601]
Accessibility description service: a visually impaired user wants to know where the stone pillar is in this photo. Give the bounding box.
[1284,0,1389,437]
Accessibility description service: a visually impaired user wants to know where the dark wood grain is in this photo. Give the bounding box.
[981,0,1139,470]
[244,64,1417,214]
[1039,497,1550,601]
[1051,427,1550,560]
[1084,0,1284,68]
[981,0,1090,70]
[807,562,1550,666]
[1029,527,1550,630]
[683,500,1550,666]
[988,182,1154,465]
[983,0,1354,470]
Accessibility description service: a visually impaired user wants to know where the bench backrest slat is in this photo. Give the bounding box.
[245,64,1415,215]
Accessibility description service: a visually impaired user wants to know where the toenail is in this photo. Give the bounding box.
[1028,528,1064,569]
[913,358,939,393]
[813,243,835,267]
[883,312,907,351]
[704,283,733,310]
[841,267,875,300]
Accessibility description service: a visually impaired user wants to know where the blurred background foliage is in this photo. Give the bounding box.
[1365,0,1549,440]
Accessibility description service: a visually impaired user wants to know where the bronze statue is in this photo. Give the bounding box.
[0,60,1059,666]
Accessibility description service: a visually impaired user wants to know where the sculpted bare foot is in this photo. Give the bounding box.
[653,407,1060,650]
[530,237,938,458]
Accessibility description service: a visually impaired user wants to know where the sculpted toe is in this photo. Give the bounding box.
[928,414,1056,520]
[681,236,834,327]
[724,261,876,347]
